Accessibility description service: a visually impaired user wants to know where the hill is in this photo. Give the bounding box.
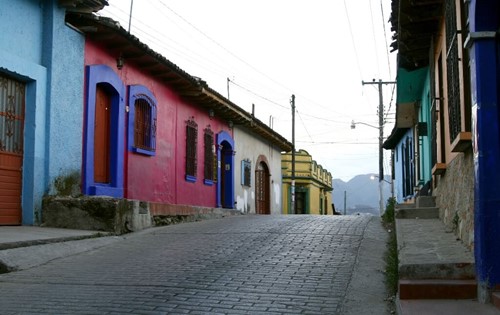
[332,174,392,215]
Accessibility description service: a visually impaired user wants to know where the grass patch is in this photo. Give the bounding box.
[382,197,399,297]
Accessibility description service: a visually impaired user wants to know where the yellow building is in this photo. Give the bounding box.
[281,149,333,215]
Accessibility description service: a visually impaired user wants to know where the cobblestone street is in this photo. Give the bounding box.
[0,215,388,314]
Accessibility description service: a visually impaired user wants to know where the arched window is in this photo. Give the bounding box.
[128,85,157,156]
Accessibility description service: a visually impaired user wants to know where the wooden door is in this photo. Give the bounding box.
[94,85,111,183]
[255,162,270,214]
[0,75,25,225]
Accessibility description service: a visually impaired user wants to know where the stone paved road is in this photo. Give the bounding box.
[0,215,388,315]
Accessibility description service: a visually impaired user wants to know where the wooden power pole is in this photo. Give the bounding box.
[361,79,396,215]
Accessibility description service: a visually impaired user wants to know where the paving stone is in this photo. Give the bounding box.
[0,215,388,314]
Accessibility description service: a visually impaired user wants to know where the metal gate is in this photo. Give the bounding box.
[0,74,25,225]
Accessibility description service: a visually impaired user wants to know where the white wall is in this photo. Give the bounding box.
[233,126,283,214]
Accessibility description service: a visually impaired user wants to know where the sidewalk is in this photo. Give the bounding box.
[0,226,121,272]
[395,218,500,314]
[0,226,107,250]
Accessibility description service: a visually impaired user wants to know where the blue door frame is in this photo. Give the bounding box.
[216,131,234,209]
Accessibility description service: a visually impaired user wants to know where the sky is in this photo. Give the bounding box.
[100,0,397,182]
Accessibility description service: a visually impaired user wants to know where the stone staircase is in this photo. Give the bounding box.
[395,196,477,300]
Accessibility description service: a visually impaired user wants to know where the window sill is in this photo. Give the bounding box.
[451,132,472,153]
[185,175,197,183]
[132,147,155,156]
[432,163,447,176]
[204,179,214,186]
[88,185,123,198]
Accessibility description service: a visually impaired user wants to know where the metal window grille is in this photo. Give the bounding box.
[185,118,198,177]
[445,0,462,142]
[242,160,251,186]
[134,96,156,152]
[0,75,25,154]
[204,128,214,181]
[431,99,438,166]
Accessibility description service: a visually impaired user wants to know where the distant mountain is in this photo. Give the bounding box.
[332,174,392,215]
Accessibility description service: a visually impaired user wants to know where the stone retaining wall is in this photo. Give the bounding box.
[434,150,474,249]
[42,196,241,234]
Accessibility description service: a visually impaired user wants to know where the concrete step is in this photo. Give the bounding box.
[416,196,436,207]
[396,218,475,280]
[395,203,416,210]
[493,292,500,310]
[399,279,477,300]
[395,207,439,219]
[399,262,475,281]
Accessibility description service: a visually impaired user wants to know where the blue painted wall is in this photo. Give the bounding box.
[469,0,500,295]
[42,2,85,194]
[0,0,44,64]
[0,0,84,224]
[83,65,125,198]
[392,129,413,203]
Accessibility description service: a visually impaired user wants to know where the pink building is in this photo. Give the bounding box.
[61,14,291,227]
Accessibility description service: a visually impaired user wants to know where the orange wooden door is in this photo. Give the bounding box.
[94,85,111,183]
[0,76,25,225]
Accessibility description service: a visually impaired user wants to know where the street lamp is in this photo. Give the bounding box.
[370,174,390,184]
[351,120,385,216]
[350,120,380,130]
[371,174,394,201]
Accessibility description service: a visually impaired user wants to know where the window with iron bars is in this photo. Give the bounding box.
[445,0,471,142]
[133,96,156,153]
[128,86,157,156]
[0,75,25,154]
[242,160,251,187]
[204,127,214,184]
[185,117,198,182]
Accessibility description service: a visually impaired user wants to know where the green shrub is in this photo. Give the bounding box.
[382,197,396,224]
[382,196,398,297]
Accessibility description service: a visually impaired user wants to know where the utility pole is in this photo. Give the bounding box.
[362,79,396,216]
[291,95,296,215]
[344,190,347,215]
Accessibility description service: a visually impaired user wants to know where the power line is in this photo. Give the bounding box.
[297,141,379,145]
[343,0,363,81]
[296,110,314,143]
[385,84,396,121]
[228,79,288,109]
[369,0,381,77]
[156,0,294,94]
[380,0,393,78]
[100,4,236,81]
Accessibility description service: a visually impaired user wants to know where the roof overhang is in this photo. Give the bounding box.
[66,13,293,152]
[58,0,108,13]
[390,0,444,71]
[383,126,409,150]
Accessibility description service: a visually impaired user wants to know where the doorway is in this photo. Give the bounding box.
[0,74,25,225]
[255,161,270,214]
[94,84,111,183]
